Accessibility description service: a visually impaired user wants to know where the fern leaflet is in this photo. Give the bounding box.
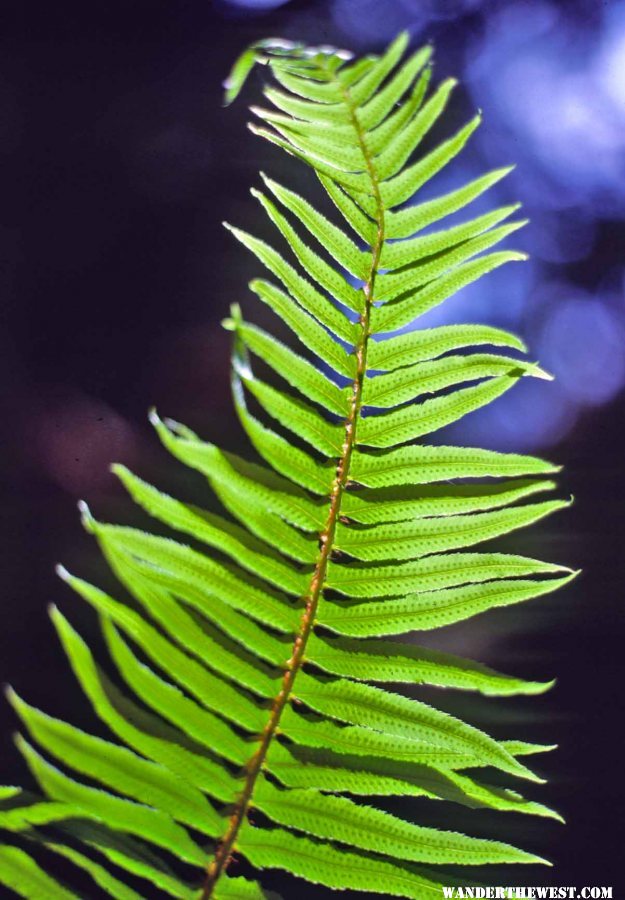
[0,33,575,900]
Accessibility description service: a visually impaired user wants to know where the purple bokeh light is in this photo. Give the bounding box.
[223,0,291,10]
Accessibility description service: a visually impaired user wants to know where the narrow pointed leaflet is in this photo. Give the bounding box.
[0,33,574,900]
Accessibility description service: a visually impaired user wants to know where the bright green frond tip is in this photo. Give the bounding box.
[1,32,575,900]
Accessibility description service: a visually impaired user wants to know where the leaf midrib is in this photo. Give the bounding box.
[201,61,386,898]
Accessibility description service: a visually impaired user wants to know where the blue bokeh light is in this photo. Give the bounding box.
[214,0,625,450]
[537,290,625,408]
[330,0,414,44]
[466,1,625,217]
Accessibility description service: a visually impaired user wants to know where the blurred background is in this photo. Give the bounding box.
[0,0,623,895]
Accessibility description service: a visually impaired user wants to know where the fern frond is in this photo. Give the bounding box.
[1,33,575,899]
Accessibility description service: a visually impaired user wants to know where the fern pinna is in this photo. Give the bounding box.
[0,33,575,900]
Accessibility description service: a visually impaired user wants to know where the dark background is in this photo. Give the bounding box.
[0,0,623,896]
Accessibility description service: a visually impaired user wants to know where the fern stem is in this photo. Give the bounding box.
[201,68,385,899]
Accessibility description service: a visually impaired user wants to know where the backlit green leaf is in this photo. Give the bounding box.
[0,34,572,900]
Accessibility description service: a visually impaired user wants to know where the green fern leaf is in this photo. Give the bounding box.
[291,675,538,781]
[341,479,556,523]
[362,353,547,408]
[250,277,356,377]
[253,779,545,865]
[16,736,207,865]
[51,607,240,802]
[326,550,569,597]
[334,499,569,560]
[357,45,431,132]
[213,874,268,899]
[367,321,526,370]
[260,174,370,279]
[231,318,350,415]
[44,841,144,900]
[321,574,574,636]
[350,442,559,486]
[59,821,198,898]
[100,617,249,765]
[0,847,75,899]
[0,33,576,900]
[9,692,224,837]
[305,633,555,695]
[265,742,561,821]
[356,375,525,447]
[113,463,314,593]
